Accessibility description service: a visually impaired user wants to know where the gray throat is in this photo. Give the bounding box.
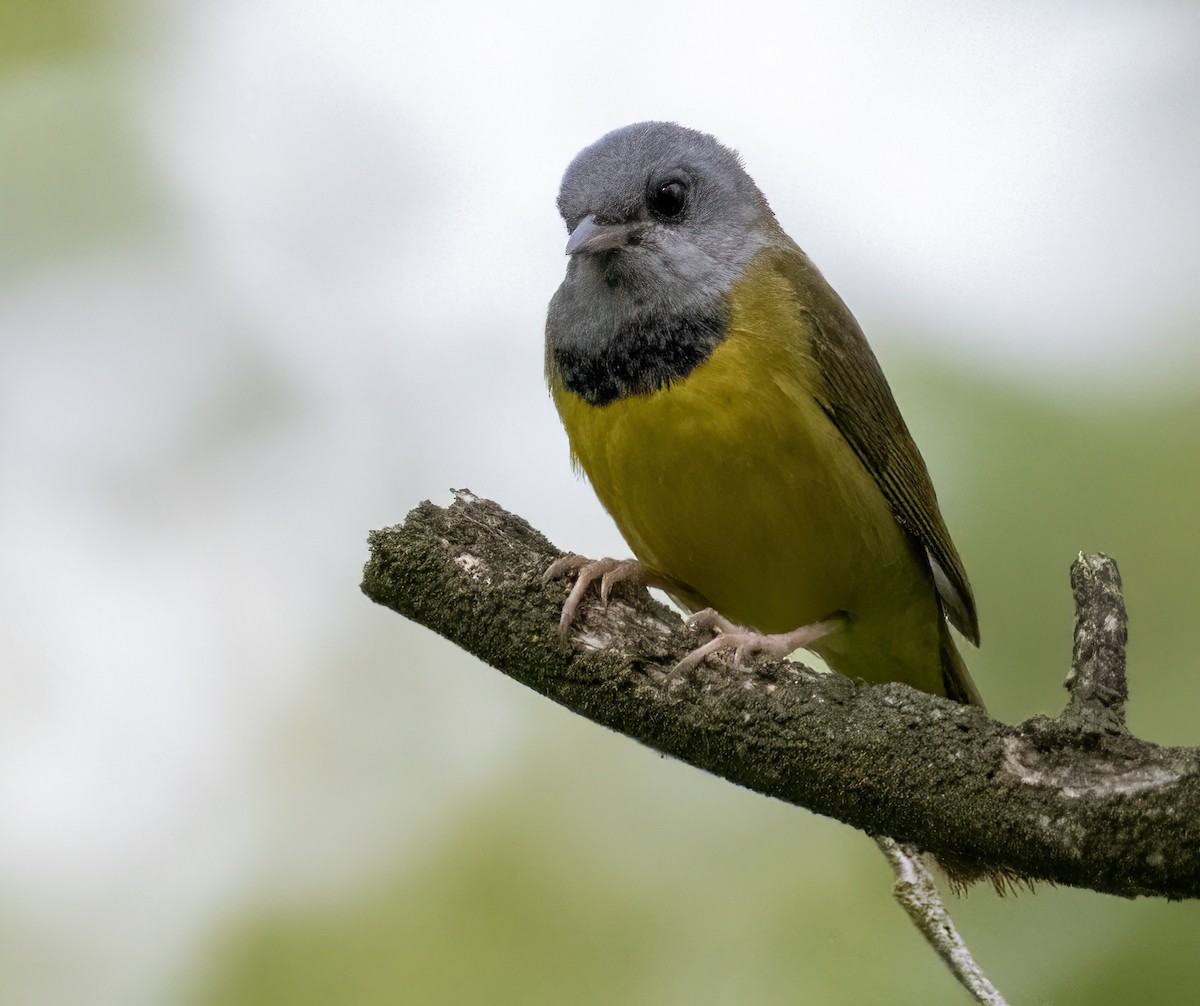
[546,273,731,406]
[546,231,773,406]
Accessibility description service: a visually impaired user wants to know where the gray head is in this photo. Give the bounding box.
[547,123,781,404]
[555,122,777,293]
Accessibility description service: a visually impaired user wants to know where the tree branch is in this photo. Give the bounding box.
[875,837,1008,1005]
[1065,552,1129,730]
[361,491,1200,899]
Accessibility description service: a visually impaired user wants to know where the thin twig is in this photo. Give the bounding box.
[875,838,1008,1005]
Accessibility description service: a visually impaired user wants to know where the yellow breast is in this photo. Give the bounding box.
[550,258,943,693]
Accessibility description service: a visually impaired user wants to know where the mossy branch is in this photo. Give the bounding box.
[361,491,1199,899]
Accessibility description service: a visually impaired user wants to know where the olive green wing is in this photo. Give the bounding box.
[771,244,980,645]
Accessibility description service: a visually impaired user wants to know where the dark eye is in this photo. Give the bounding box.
[648,179,688,219]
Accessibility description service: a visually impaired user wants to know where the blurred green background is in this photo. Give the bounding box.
[2,3,1198,1005]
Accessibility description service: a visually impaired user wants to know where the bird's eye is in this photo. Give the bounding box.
[649,179,688,219]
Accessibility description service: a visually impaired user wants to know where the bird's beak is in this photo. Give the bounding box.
[565,214,636,256]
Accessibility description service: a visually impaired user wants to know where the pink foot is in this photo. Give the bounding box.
[674,608,844,675]
[543,554,656,634]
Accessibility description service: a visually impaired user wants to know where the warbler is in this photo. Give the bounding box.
[544,121,980,705]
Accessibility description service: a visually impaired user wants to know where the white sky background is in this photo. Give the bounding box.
[0,1,1197,1003]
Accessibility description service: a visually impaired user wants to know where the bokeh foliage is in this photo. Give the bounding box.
[195,371,1200,1006]
[4,3,1199,1004]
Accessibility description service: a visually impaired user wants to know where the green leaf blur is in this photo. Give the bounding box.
[194,372,1200,1006]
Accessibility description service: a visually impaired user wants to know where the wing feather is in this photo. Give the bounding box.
[768,242,980,645]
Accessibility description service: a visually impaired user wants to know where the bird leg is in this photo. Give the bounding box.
[545,555,844,677]
[674,608,844,676]
[543,554,664,635]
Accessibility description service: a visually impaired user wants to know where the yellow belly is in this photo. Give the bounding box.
[551,273,945,694]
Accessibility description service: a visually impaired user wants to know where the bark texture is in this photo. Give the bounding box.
[361,491,1200,899]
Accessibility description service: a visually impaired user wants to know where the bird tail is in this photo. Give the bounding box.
[938,617,984,708]
[932,618,1030,893]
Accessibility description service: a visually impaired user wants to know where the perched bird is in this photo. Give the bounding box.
[544,122,981,706]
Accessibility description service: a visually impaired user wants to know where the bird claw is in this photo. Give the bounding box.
[685,608,739,636]
[544,555,646,634]
[672,610,844,677]
[545,560,840,679]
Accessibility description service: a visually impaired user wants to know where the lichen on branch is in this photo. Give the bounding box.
[361,491,1200,899]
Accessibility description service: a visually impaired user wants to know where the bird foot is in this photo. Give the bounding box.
[543,554,654,634]
[674,609,844,676]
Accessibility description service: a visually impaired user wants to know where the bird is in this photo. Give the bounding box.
[543,121,981,707]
